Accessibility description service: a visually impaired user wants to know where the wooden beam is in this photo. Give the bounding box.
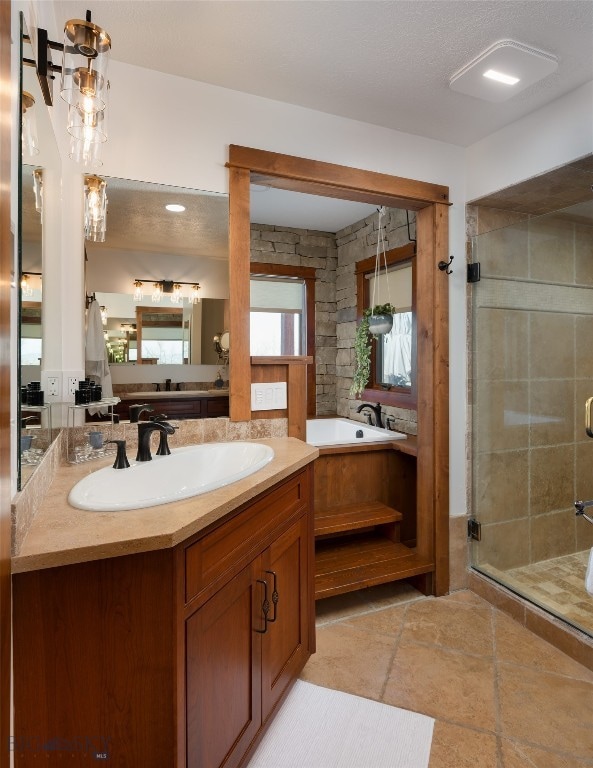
[414,206,436,568]
[433,203,450,596]
[229,167,252,421]
[228,145,450,209]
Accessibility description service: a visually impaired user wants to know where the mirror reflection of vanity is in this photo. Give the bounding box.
[18,19,60,489]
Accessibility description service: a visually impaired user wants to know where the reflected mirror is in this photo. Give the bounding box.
[18,16,60,490]
[85,177,229,371]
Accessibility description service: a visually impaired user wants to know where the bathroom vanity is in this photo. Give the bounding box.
[12,439,316,767]
[112,389,230,420]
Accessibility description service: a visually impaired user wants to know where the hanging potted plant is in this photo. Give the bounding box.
[351,303,396,396]
[350,207,396,397]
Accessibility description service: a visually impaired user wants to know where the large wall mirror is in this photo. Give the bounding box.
[85,176,229,376]
[18,16,60,490]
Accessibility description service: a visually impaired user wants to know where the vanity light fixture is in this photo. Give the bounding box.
[32,168,43,214]
[20,271,41,298]
[84,175,108,242]
[21,91,39,157]
[20,274,34,298]
[133,279,201,305]
[23,10,111,165]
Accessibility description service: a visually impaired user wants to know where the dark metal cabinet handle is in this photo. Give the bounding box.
[265,570,279,623]
[254,578,269,634]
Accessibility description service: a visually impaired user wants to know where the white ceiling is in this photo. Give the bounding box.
[44,1,593,252]
[54,0,593,147]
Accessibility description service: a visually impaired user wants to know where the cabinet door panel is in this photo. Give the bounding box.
[261,515,309,721]
[186,561,262,768]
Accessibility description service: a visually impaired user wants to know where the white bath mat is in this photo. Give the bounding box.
[247,680,434,768]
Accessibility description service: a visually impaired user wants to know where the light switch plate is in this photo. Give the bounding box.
[251,382,287,411]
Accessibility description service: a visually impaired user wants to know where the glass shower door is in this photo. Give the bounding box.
[470,200,593,637]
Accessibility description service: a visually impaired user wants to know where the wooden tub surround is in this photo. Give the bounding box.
[12,439,317,768]
[312,438,424,599]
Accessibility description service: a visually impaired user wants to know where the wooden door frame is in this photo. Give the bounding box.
[227,145,450,595]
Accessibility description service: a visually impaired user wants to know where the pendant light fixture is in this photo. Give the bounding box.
[84,175,108,242]
[22,10,111,166]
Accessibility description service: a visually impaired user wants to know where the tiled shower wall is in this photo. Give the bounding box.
[471,208,593,571]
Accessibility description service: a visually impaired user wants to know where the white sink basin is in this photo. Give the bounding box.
[68,442,275,512]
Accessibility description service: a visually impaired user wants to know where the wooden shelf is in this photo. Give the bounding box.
[314,502,402,537]
[314,533,433,600]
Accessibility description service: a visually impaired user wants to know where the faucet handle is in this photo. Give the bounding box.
[149,413,168,422]
[104,440,130,469]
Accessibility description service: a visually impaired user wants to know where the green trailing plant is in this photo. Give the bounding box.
[350,303,396,397]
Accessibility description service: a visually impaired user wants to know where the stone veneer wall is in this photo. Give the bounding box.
[335,208,417,434]
[250,225,337,415]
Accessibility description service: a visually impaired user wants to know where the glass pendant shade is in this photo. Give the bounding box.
[170,284,183,304]
[69,134,104,168]
[21,91,39,157]
[189,284,201,304]
[84,175,108,242]
[152,283,162,303]
[133,281,144,302]
[67,102,107,143]
[32,168,43,214]
[60,19,111,114]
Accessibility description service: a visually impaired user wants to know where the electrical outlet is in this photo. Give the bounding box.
[47,376,60,398]
[68,377,79,396]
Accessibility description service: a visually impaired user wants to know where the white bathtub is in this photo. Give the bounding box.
[306,418,406,447]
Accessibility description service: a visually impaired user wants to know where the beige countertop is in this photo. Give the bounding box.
[12,437,318,575]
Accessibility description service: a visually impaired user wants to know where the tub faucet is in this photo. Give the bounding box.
[165,378,172,391]
[356,402,384,428]
[136,421,176,462]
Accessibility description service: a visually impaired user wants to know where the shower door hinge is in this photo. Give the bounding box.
[467,517,482,541]
[467,263,481,283]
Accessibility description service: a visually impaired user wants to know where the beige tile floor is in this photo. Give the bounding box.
[300,584,593,768]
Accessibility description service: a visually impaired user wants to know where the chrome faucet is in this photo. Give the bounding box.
[136,421,176,462]
[355,402,384,428]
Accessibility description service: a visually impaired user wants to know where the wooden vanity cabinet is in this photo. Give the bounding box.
[13,465,314,768]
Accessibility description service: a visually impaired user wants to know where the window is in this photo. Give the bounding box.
[249,277,305,356]
[356,242,416,408]
[250,262,317,416]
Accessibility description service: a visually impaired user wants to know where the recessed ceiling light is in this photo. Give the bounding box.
[450,40,558,102]
[166,204,185,212]
[483,69,520,86]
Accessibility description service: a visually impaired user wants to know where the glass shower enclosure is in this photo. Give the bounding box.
[470,199,593,637]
